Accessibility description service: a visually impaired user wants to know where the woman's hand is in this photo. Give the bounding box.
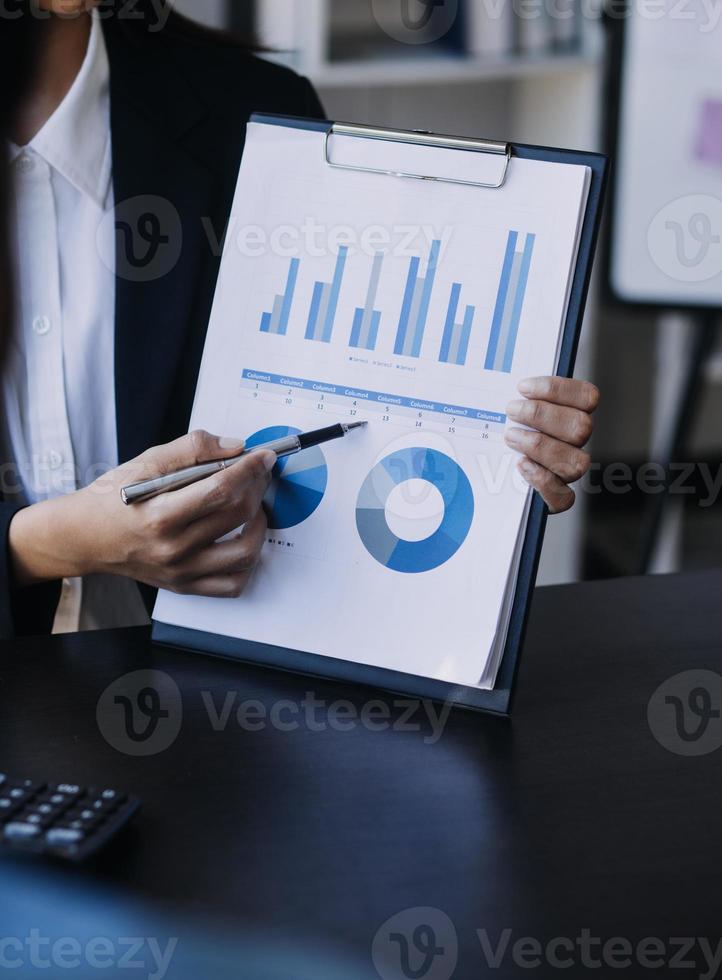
[505,377,600,514]
[9,431,276,598]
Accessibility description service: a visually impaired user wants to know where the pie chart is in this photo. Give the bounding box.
[356,447,474,573]
[245,425,328,530]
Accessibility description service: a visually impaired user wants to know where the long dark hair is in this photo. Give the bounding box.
[0,13,37,367]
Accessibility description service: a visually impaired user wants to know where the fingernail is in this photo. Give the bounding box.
[219,436,245,450]
[260,451,277,473]
[506,399,525,419]
[505,427,525,447]
[519,459,535,477]
[518,378,535,396]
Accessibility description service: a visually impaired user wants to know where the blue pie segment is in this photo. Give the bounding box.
[356,447,474,573]
[245,425,328,530]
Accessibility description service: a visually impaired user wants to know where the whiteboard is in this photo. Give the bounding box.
[609,0,722,308]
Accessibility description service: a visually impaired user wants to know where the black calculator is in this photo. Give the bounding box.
[0,773,140,862]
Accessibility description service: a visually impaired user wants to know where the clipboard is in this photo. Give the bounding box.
[153,115,608,716]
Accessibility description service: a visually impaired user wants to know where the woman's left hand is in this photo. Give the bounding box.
[505,377,600,514]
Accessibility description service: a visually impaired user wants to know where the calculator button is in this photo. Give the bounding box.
[42,793,70,808]
[100,789,124,803]
[66,810,101,827]
[0,774,6,788]
[89,799,116,815]
[46,828,85,847]
[22,812,53,828]
[0,798,19,818]
[63,819,93,832]
[8,788,31,803]
[52,784,82,798]
[4,822,41,841]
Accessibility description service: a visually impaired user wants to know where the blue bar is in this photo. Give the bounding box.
[485,231,518,370]
[278,258,300,335]
[502,234,535,373]
[321,246,348,343]
[394,256,420,355]
[458,305,474,365]
[439,283,461,363]
[368,310,381,349]
[350,308,364,347]
[260,312,272,334]
[305,281,324,340]
[411,239,441,358]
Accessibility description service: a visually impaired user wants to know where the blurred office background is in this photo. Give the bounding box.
[175,0,722,585]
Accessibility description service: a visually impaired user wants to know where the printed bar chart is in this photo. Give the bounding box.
[305,246,349,343]
[484,231,536,374]
[439,283,475,366]
[394,239,441,358]
[260,258,300,335]
[350,252,385,351]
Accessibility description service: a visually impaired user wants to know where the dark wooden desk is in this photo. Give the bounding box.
[2,570,722,979]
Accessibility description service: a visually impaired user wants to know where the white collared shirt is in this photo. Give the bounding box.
[2,12,148,632]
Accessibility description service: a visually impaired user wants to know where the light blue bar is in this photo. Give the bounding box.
[241,368,507,424]
[321,246,348,343]
[485,231,518,371]
[502,234,536,373]
[305,281,324,340]
[439,283,461,363]
[350,253,385,351]
[365,252,384,310]
[458,305,474,365]
[411,239,441,358]
[260,312,272,333]
[394,256,420,355]
[278,258,300,335]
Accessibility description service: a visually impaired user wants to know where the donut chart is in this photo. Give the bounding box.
[355,448,474,573]
[245,425,328,530]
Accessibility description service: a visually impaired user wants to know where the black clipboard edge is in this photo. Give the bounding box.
[152,116,609,716]
[601,9,722,315]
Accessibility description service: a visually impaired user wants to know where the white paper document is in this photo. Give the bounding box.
[154,120,590,690]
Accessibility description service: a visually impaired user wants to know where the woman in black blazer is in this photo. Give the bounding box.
[1,0,599,637]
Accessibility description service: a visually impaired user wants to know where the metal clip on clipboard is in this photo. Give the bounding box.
[324,122,511,190]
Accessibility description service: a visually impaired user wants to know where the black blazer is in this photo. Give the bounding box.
[0,18,324,637]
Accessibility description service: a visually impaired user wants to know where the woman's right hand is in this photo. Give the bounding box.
[9,431,277,598]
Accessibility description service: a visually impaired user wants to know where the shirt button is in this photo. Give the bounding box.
[15,154,34,174]
[46,450,64,471]
[32,315,51,336]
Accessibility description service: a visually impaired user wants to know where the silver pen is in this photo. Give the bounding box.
[121,421,368,505]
